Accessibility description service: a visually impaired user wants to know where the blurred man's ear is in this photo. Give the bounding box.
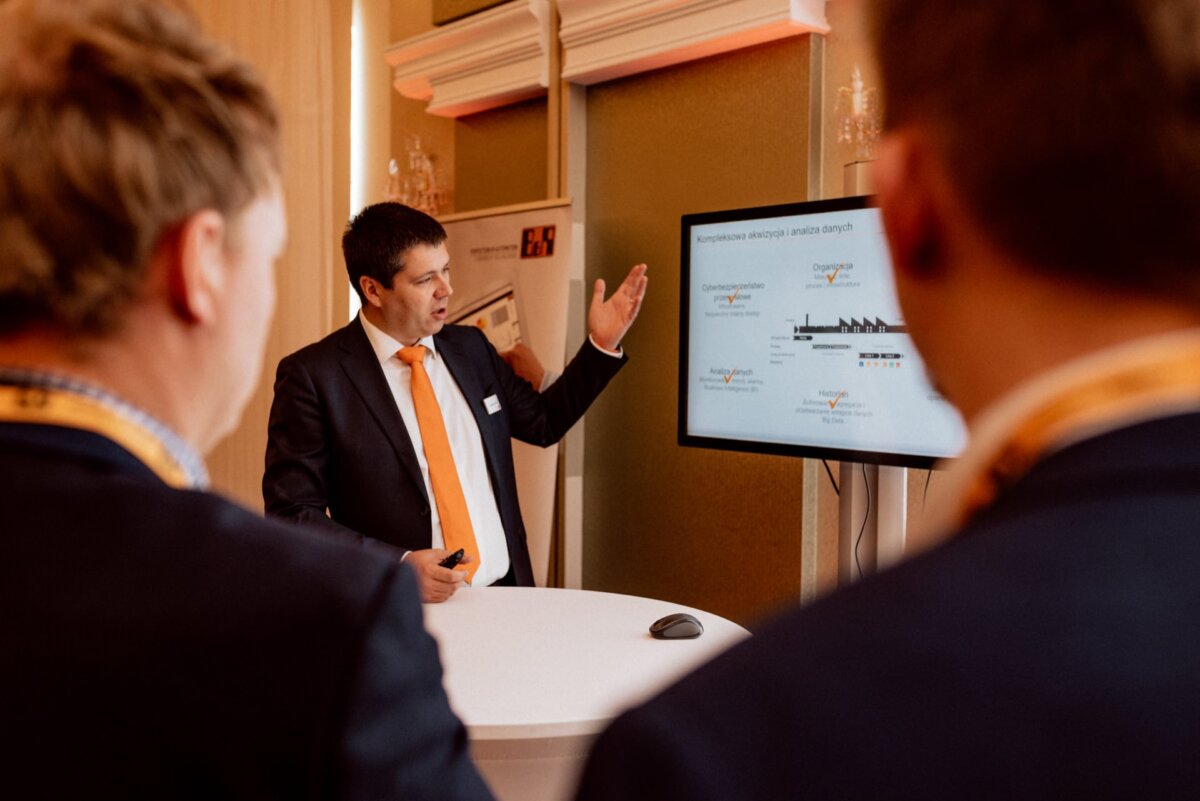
[873,131,945,280]
[167,209,227,325]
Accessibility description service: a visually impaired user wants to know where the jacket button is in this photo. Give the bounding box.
[421,506,430,516]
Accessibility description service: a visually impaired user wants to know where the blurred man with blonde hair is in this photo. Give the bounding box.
[0,1,491,798]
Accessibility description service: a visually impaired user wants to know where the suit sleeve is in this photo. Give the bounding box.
[574,706,724,801]
[263,356,364,543]
[484,332,627,447]
[337,566,495,801]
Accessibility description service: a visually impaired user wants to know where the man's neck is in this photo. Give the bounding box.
[937,271,1200,423]
[359,307,427,349]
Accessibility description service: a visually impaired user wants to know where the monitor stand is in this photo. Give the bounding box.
[835,162,908,584]
[838,463,908,584]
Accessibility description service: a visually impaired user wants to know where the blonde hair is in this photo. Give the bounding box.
[0,0,280,336]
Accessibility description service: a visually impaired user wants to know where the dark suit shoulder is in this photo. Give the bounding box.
[435,322,491,352]
[5,456,405,626]
[0,442,443,798]
[177,485,400,600]
[0,422,401,642]
[278,319,369,371]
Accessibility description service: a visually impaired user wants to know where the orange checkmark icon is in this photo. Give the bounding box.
[827,390,846,409]
[727,286,742,303]
[723,368,738,384]
[826,264,844,284]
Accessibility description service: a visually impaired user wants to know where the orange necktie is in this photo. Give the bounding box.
[398,345,480,582]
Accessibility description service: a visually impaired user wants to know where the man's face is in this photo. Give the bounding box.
[209,187,286,449]
[362,242,453,345]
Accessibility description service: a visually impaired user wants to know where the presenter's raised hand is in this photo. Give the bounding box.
[405,548,471,603]
[588,263,648,352]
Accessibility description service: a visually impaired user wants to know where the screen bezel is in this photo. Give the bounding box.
[677,194,955,469]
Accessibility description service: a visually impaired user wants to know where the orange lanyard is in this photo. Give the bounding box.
[956,348,1200,527]
[0,382,198,488]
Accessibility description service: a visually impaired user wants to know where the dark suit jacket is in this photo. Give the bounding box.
[0,422,492,800]
[576,413,1200,800]
[263,319,626,586]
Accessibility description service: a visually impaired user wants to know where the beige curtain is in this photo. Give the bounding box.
[192,0,353,510]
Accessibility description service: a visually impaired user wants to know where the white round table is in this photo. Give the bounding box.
[422,587,749,801]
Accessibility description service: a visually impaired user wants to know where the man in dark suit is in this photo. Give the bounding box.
[0,2,490,798]
[576,1,1200,799]
[264,203,647,601]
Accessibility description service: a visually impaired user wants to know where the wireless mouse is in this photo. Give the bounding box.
[649,612,704,640]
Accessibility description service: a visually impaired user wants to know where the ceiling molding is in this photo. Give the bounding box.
[385,0,552,118]
[558,0,830,85]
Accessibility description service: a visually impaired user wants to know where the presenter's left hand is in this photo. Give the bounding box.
[588,263,648,352]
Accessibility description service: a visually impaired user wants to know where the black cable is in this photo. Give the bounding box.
[822,459,840,496]
[854,462,871,580]
[922,468,933,509]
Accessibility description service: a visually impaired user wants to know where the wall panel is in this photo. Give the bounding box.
[454,97,550,213]
[583,36,813,628]
[192,0,349,510]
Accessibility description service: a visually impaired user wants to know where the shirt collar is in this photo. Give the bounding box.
[358,311,438,364]
[0,366,209,489]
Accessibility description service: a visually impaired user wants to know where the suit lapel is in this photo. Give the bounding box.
[336,320,428,501]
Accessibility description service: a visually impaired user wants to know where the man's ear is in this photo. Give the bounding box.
[167,209,227,324]
[359,275,385,309]
[873,130,945,280]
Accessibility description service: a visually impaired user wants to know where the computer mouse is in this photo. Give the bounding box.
[649,612,704,640]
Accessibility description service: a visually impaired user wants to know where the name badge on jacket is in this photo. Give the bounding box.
[484,394,502,415]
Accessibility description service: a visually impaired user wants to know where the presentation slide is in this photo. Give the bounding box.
[684,203,966,462]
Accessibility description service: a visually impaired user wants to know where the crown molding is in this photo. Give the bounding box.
[385,0,552,118]
[558,0,829,85]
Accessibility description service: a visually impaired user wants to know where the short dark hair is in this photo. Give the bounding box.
[342,202,447,302]
[0,0,280,337]
[867,0,1200,294]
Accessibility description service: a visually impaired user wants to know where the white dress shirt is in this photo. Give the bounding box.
[359,312,511,587]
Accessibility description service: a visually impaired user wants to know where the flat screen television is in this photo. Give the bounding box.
[678,195,967,469]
